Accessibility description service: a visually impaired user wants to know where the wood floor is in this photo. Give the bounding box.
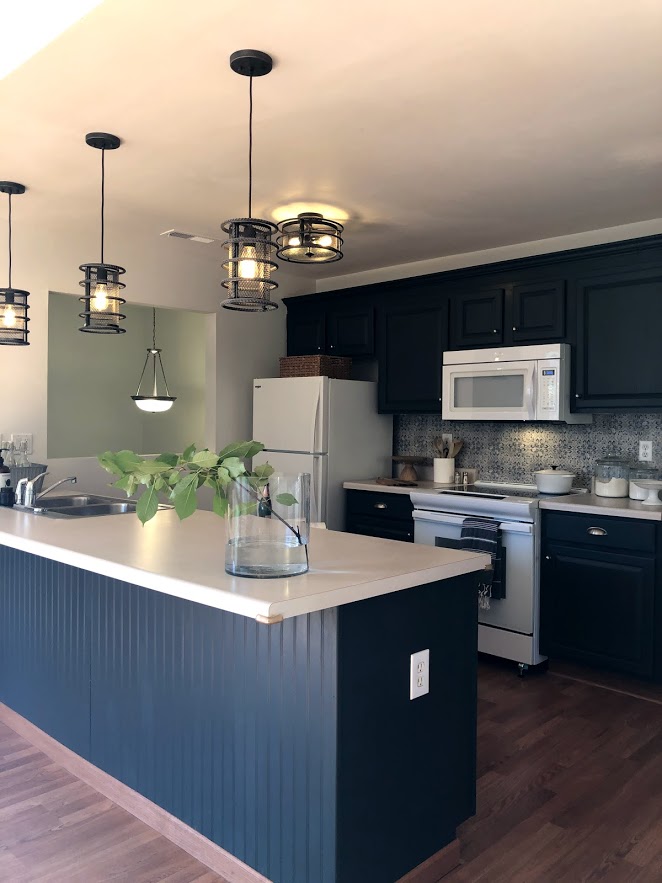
[445,659,662,882]
[2,660,662,882]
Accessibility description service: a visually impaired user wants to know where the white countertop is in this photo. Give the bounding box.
[0,506,489,622]
[343,479,453,495]
[540,493,662,521]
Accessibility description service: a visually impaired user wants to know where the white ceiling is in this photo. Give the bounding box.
[1,0,661,285]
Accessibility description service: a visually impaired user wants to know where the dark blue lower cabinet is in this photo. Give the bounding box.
[0,547,478,883]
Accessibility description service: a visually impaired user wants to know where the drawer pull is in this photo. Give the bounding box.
[374,502,388,510]
[587,527,607,536]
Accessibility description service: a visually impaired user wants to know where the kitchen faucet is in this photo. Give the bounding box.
[17,474,77,508]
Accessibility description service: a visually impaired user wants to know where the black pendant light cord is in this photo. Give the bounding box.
[152,307,156,348]
[7,193,12,289]
[100,148,105,264]
[248,75,253,218]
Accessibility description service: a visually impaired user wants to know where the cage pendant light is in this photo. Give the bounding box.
[0,182,30,346]
[277,212,344,264]
[131,308,176,412]
[221,50,278,312]
[79,133,126,333]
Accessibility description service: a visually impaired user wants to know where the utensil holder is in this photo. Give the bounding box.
[433,457,455,484]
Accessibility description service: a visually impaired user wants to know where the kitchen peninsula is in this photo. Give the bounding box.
[0,507,487,883]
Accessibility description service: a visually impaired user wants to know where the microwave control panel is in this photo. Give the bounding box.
[538,364,559,414]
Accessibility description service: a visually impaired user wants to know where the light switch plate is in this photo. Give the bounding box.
[410,648,430,700]
[11,433,33,455]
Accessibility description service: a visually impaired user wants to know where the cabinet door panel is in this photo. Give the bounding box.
[287,311,326,356]
[450,289,504,348]
[574,268,662,409]
[328,306,374,356]
[346,515,414,543]
[511,281,565,342]
[541,542,654,676]
[377,297,447,413]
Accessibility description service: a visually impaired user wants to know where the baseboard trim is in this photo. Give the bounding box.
[0,703,271,883]
[397,838,461,883]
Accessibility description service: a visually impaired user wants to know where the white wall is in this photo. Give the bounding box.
[315,218,662,292]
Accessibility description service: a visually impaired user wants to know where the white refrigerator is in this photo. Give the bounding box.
[252,377,393,531]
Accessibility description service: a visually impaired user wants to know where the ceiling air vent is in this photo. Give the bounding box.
[160,229,217,244]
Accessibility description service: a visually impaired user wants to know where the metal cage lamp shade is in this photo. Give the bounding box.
[0,182,30,345]
[277,212,344,264]
[79,133,127,333]
[131,308,176,412]
[221,50,279,312]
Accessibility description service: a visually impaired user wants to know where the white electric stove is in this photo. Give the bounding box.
[411,481,586,673]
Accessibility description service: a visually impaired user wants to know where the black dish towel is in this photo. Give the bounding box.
[459,517,505,610]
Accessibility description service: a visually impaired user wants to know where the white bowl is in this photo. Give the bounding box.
[534,469,576,494]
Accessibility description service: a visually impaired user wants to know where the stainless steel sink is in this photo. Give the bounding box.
[33,494,113,508]
[42,501,139,517]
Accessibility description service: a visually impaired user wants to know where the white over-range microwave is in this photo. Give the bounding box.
[442,343,591,423]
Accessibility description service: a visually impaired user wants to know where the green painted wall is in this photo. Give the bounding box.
[47,293,206,458]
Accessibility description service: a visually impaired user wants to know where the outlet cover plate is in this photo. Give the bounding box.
[11,433,33,455]
[410,648,430,700]
[639,440,653,462]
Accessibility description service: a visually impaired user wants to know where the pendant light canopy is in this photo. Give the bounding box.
[79,133,126,333]
[131,308,176,412]
[277,212,344,264]
[0,182,29,346]
[221,50,278,312]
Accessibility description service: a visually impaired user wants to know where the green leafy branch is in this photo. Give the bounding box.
[97,441,301,542]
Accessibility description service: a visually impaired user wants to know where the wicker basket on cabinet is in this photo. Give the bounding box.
[279,355,352,379]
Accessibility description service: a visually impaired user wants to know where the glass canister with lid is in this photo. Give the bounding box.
[629,464,659,500]
[594,456,630,498]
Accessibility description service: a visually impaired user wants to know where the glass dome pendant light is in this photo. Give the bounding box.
[0,182,30,345]
[221,50,278,312]
[79,133,126,333]
[277,211,344,264]
[131,307,176,412]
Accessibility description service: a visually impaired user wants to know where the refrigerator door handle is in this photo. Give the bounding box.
[310,385,321,453]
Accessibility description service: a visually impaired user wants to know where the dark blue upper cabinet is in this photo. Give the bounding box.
[449,287,504,348]
[509,280,566,342]
[574,266,662,409]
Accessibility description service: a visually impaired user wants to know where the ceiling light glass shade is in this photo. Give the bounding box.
[79,263,126,333]
[131,308,176,411]
[277,212,344,264]
[0,182,29,345]
[132,348,176,412]
[221,219,279,311]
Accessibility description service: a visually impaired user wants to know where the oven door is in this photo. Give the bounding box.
[413,510,536,635]
[442,360,536,421]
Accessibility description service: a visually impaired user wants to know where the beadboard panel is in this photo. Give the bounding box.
[90,579,339,883]
[0,546,91,760]
[0,546,338,883]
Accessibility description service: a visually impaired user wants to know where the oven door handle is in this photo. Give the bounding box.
[412,510,533,534]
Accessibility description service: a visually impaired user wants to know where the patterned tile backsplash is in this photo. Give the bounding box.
[395,414,662,488]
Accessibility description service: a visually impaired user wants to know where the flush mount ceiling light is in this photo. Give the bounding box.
[79,132,126,333]
[221,49,278,312]
[277,211,344,264]
[0,182,30,346]
[131,308,176,412]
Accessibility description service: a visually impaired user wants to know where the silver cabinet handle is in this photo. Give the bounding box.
[545,555,551,560]
[493,329,498,333]
[512,326,517,331]
[374,502,388,509]
[587,527,607,536]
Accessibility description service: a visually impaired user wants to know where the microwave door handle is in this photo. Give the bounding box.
[525,365,536,419]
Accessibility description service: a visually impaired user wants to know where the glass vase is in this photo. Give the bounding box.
[225,473,311,578]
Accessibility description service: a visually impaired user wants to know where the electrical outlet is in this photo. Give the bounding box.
[11,433,33,455]
[639,440,653,462]
[410,649,430,700]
